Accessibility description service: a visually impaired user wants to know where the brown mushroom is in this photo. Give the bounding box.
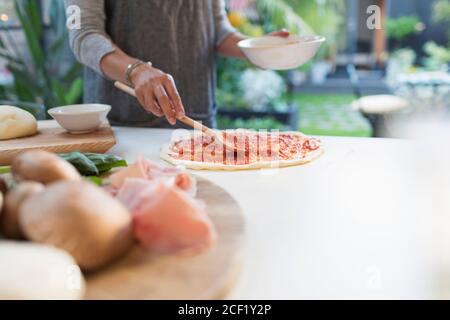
[1,182,45,239]
[12,150,80,184]
[19,180,133,271]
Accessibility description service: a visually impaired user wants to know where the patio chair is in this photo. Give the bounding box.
[346,64,409,137]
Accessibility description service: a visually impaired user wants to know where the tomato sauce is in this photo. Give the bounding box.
[169,131,321,165]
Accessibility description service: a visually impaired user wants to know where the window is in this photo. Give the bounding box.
[0,0,51,28]
[0,0,19,27]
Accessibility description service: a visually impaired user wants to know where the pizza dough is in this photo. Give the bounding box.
[0,105,37,140]
[160,130,324,171]
[0,241,85,300]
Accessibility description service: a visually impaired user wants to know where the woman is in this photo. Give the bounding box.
[66,0,288,128]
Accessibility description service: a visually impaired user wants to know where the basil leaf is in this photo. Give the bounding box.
[84,176,103,186]
[59,152,99,176]
[59,152,127,176]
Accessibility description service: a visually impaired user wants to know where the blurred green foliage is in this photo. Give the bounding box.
[216,55,252,110]
[288,93,356,106]
[422,41,450,70]
[433,0,450,24]
[432,0,450,46]
[386,15,422,41]
[217,0,349,131]
[217,115,285,130]
[217,93,373,137]
[0,0,83,117]
[291,94,372,137]
[254,0,315,35]
[217,0,320,113]
[282,0,346,60]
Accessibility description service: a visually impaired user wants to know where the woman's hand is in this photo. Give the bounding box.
[217,29,290,58]
[130,64,185,125]
[268,29,290,37]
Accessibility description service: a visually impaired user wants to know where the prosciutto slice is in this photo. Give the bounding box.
[108,157,196,196]
[115,178,216,255]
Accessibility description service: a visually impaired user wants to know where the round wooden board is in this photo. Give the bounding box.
[85,177,246,300]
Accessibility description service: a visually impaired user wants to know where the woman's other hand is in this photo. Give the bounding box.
[130,64,185,125]
[268,29,290,37]
[217,29,290,58]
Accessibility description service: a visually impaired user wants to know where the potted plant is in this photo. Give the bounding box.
[217,0,314,130]
[0,0,83,119]
[386,15,425,50]
[422,42,450,72]
[218,68,298,130]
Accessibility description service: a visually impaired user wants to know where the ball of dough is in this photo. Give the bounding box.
[0,241,85,300]
[0,105,37,140]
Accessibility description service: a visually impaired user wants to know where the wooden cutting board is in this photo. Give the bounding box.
[85,177,246,300]
[0,120,116,165]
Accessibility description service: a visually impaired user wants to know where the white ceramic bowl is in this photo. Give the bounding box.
[48,104,111,134]
[238,35,326,70]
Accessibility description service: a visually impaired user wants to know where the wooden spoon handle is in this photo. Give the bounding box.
[114,81,217,136]
[114,81,137,97]
[177,116,216,136]
[114,81,242,151]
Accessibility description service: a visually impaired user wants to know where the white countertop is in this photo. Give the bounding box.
[110,127,447,299]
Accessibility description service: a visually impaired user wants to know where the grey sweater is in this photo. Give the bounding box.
[65,0,235,128]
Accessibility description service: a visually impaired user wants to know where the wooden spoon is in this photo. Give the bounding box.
[114,81,243,152]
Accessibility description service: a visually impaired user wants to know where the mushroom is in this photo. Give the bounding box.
[0,182,45,239]
[12,150,80,184]
[19,180,133,271]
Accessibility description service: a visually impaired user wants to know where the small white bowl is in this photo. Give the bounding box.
[238,35,326,70]
[48,104,111,134]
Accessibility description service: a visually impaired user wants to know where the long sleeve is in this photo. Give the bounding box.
[213,0,237,46]
[65,0,115,76]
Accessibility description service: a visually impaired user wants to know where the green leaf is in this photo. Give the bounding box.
[8,61,44,92]
[14,80,34,102]
[0,34,6,48]
[0,85,9,100]
[51,79,67,105]
[255,0,315,35]
[64,77,83,105]
[386,16,421,41]
[0,49,23,64]
[14,0,45,70]
[59,152,100,176]
[83,153,128,174]
[96,160,128,174]
[26,0,43,37]
[63,63,83,83]
[49,33,66,55]
[59,152,127,176]
[84,176,104,186]
[5,0,84,112]
[7,63,41,102]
